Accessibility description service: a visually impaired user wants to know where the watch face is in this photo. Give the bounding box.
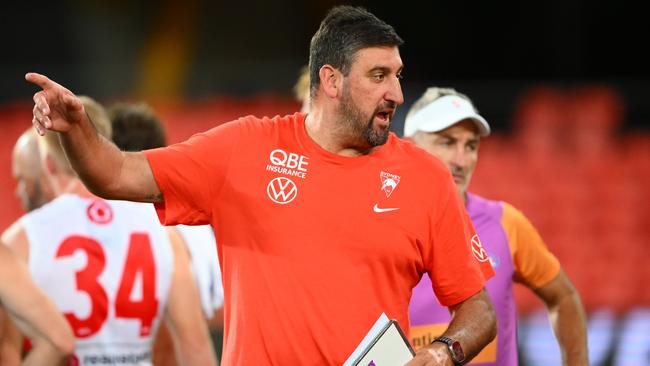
[451,341,465,361]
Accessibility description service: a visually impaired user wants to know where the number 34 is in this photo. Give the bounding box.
[56,233,158,338]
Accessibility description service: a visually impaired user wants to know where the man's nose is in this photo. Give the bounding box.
[451,146,469,168]
[385,77,404,106]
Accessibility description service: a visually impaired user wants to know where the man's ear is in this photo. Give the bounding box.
[319,65,342,99]
[44,154,58,176]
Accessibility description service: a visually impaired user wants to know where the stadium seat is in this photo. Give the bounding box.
[519,308,616,366]
[612,308,650,366]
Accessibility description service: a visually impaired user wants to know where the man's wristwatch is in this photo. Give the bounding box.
[432,336,466,365]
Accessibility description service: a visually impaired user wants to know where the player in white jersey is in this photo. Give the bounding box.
[1,96,216,365]
[108,102,224,363]
[108,102,224,321]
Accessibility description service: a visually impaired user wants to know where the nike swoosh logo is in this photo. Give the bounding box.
[373,204,400,213]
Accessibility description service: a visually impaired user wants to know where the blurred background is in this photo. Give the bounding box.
[1,1,649,365]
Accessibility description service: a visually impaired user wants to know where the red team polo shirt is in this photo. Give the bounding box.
[144,113,493,365]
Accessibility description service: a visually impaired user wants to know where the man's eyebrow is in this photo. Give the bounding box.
[436,134,456,141]
[368,66,390,73]
[368,65,403,73]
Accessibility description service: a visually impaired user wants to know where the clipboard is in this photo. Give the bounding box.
[351,319,415,366]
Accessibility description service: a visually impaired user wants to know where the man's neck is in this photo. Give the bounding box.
[52,175,93,198]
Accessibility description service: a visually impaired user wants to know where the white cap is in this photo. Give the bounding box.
[403,95,491,137]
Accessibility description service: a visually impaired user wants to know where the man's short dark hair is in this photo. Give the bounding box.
[308,5,403,98]
[108,102,167,151]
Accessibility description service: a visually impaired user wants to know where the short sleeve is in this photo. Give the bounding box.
[144,120,241,226]
[501,203,561,289]
[428,172,495,307]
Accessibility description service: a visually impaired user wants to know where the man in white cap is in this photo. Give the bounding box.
[404,87,588,366]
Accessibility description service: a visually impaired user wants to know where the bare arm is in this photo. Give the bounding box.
[406,289,496,366]
[164,228,217,366]
[0,244,75,365]
[25,72,162,202]
[534,270,588,365]
[0,307,22,366]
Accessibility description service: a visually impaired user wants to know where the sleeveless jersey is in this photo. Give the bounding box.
[175,225,224,318]
[21,194,174,365]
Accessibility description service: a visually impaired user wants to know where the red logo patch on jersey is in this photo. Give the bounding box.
[470,234,489,262]
[380,171,401,198]
[86,199,113,224]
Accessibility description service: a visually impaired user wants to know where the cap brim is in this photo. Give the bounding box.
[403,95,491,137]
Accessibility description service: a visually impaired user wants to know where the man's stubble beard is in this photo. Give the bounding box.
[338,83,390,148]
[25,181,45,212]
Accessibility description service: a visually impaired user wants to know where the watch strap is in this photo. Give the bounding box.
[432,336,464,365]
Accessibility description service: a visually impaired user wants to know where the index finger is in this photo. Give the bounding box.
[25,72,57,90]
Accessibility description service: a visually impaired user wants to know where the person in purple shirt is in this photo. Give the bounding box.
[403,87,588,365]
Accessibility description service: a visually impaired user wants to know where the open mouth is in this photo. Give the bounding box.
[375,111,391,123]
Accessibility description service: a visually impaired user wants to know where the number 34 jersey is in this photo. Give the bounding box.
[20,194,174,365]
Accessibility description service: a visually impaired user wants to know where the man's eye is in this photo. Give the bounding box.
[396,74,403,80]
[373,74,385,81]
